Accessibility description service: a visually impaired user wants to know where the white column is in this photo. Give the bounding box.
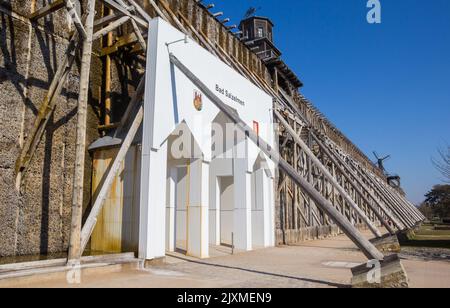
[209,176,221,246]
[268,177,276,247]
[252,169,273,248]
[166,167,177,252]
[233,159,252,251]
[262,171,272,247]
[139,144,168,260]
[200,161,210,257]
[252,169,265,248]
[186,159,209,258]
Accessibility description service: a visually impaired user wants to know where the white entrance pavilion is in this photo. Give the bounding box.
[139,18,276,261]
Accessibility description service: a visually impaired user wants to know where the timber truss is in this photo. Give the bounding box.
[15,0,424,264]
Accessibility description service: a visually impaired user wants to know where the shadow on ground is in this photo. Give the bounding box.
[168,254,350,288]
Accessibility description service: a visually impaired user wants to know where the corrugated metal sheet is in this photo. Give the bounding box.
[91,145,141,254]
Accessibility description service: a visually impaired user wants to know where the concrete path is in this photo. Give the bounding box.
[2,230,450,288]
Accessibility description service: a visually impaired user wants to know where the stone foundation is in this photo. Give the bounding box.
[276,226,341,245]
[370,234,401,253]
[351,254,409,288]
[276,224,371,246]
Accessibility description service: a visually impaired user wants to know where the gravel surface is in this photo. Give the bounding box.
[400,247,450,262]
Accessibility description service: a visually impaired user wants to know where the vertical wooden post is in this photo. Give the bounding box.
[293,122,299,230]
[273,68,279,92]
[68,0,96,264]
[104,6,113,126]
[307,131,313,226]
[332,164,336,210]
[283,151,289,233]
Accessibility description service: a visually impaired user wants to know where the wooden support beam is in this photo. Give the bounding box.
[67,0,96,264]
[329,146,406,231]
[296,202,309,227]
[114,0,132,9]
[293,122,299,230]
[99,32,141,56]
[145,0,172,22]
[98,123,119,131]
[128,0,154,21]
[94,12,124,28]
[103,4,114,127]
[64,0,87,39]
[372,175,421,224]
[130,19,147,52]
[29,0,65,20]
[310,134,401,233]
[274,110,383,238]
[350,160,416,228]
[277,88,407,232]
[307,132,314,226]
[102,0,148,28]
[372,178,416,227]
[394,191,423,221]
[93,16,130,41]
[15,34,80,186]
[155,0,189,33]
[113,77,145,138]
[170,54,385,261]
[371,176,418,226]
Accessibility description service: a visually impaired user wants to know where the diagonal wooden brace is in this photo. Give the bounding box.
[29,0,65,20]
[64,0,87,39]
[15,34,80,187]
[274,109,383,238]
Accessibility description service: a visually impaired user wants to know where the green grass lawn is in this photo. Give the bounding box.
[401,224,450,249]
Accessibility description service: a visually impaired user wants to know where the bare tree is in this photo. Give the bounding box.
[432,145,450,183]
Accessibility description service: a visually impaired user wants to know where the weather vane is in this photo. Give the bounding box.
[243,6,261,19]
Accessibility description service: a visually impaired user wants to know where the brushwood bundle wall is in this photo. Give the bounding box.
[0,1,101,257]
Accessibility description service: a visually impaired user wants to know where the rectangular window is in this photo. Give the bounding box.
[257,27,264,38]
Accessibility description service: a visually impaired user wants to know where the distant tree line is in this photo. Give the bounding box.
[432,145,450,183]
[419,185,450,220]
[418,146,450,220]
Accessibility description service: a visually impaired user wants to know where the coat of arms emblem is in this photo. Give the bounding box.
[193,90,203,111]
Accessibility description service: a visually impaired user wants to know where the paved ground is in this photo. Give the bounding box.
[3,230,450,288]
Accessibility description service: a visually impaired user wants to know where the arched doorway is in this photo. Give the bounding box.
[165,122,209,258]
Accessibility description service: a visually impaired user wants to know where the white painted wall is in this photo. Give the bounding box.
[140,17,276,260]
[219,176,234,246]
[175,166,188,251]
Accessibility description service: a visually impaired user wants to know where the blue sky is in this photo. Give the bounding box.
[212,0,450,204]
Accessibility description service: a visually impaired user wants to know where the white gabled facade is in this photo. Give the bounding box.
[139,17,276,261]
